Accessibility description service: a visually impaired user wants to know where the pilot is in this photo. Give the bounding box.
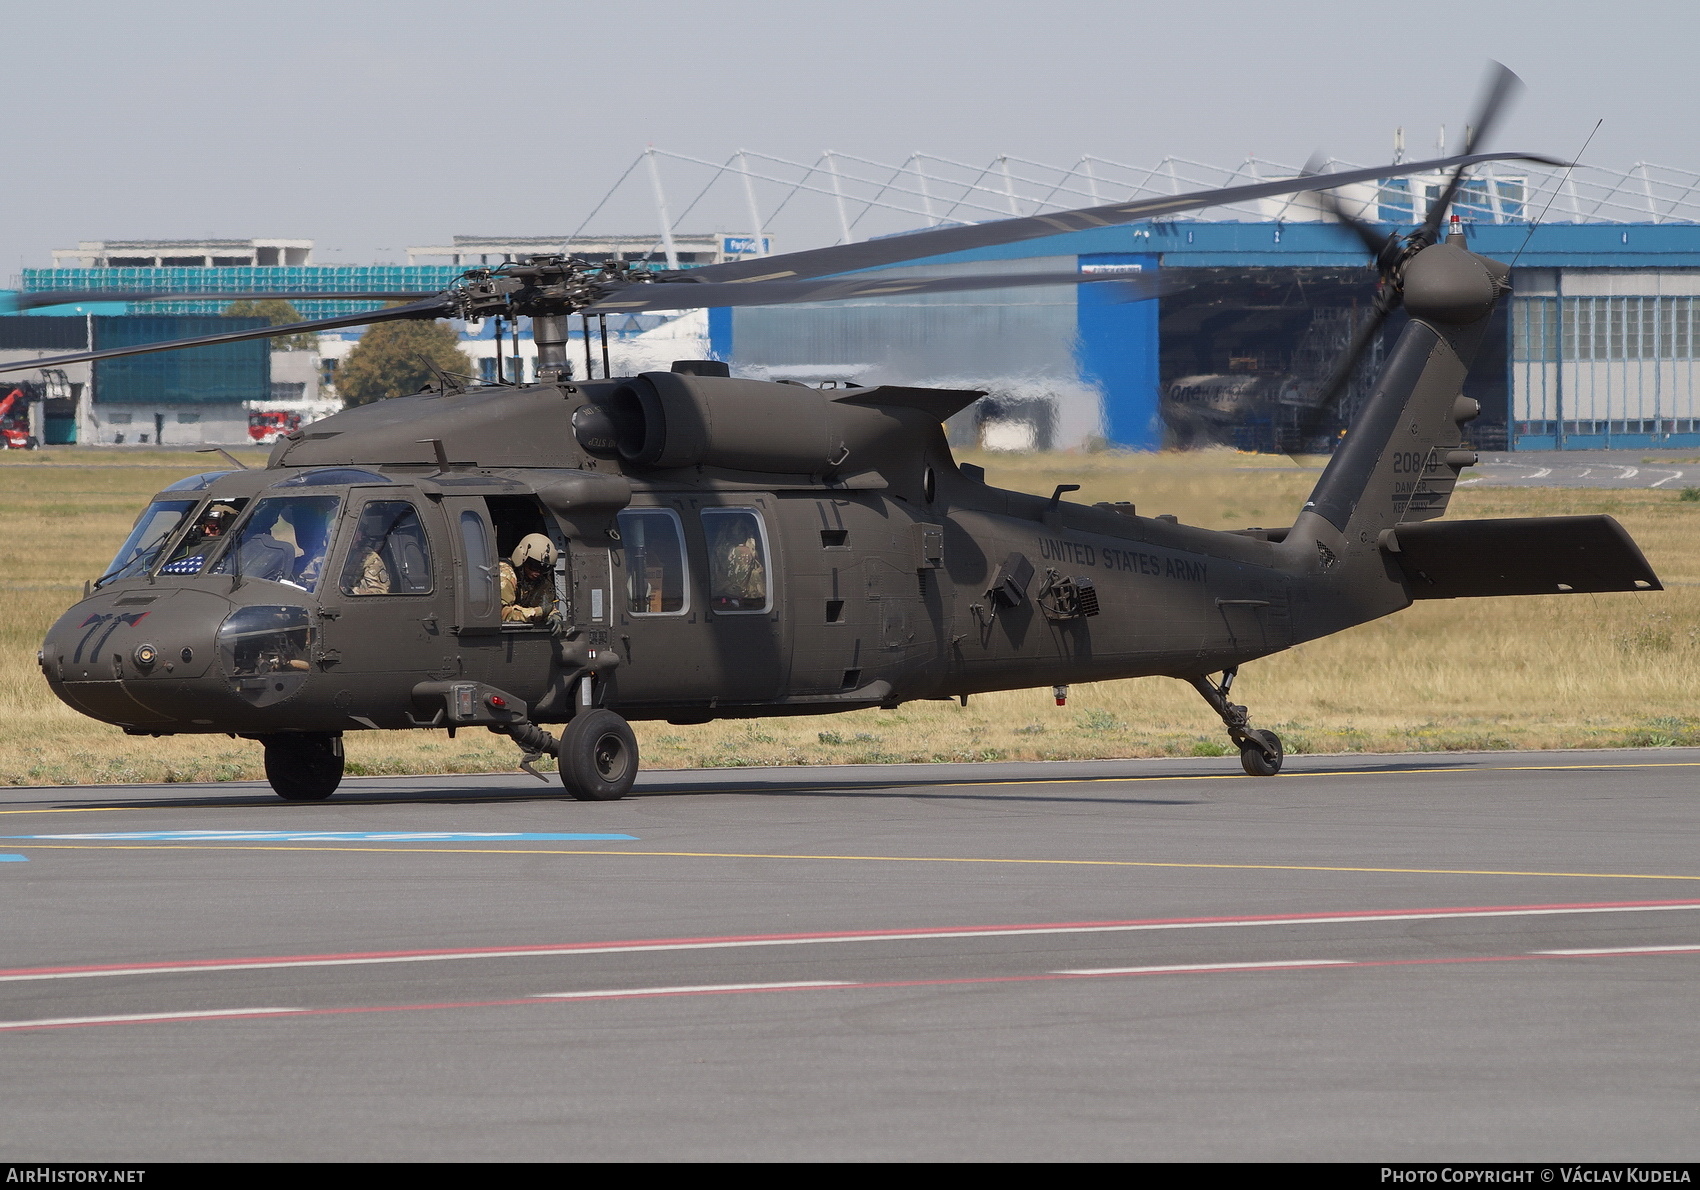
[235,513,296,585]
[343,508,394,596]
[500,533,556,625]
[161,503,237,574]
[291,507,335,591]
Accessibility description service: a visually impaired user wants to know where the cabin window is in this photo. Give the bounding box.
[210,495,341,592]
[617,509,688,615]
[701,507,771,613]
[340,501,433,595]
[458,510,497,618]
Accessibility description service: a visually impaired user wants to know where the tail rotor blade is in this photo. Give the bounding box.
[1417,61,1525,244]
[1298,292,1399,439]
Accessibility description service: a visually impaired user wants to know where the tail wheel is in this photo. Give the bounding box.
[559,709,639,801]
[1239,730,1284,777]
[263,733,345,801]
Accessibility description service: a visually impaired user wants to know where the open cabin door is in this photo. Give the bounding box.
[440,494,553,704]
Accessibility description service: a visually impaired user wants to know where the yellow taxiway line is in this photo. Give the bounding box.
[6,842,1700,883]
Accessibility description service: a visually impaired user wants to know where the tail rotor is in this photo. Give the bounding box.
[1296,62,1525,443]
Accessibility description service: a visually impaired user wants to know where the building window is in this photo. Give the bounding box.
[107,412,133,425]
[176,412,200,424]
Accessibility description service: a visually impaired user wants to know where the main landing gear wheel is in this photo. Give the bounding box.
[1239,730,1284,777]
[558,709,638,801]
[262,733,345,801]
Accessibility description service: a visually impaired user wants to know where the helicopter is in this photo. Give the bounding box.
[7,67,1664,802]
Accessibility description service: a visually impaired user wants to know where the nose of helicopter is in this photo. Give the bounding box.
[40,587,236,731]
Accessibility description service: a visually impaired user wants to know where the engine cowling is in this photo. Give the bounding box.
[573,372,969,476]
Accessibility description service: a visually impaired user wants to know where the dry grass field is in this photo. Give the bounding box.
[4,445,1698,786]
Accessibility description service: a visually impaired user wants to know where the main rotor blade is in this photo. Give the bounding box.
[6,290,439,312]
[1417,62,1525,245]
[667,151,1563,286]
[0,298,452,376]
[582,269,1183,314]
[1313,188,1398,261]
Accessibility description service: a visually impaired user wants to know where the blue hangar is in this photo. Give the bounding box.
[710,219,1700,454]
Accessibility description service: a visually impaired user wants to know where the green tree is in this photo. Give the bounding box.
[333,318,473,407]
[223,298,320,352]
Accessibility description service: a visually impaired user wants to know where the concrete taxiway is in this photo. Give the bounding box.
[1465,450,1700,490]
[2,748,1698,1161]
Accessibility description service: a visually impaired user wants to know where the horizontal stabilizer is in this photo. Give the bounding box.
[1383,516,1661,599]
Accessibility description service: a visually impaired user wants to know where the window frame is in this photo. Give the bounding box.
[617,506,691,618]
[699,506,773,616]
[338,498,435,597]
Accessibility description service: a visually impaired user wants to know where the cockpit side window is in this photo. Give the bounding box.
[210,495,341,592]
[339,501,434,596]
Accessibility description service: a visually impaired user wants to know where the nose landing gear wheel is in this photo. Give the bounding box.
[559,709,639,801]
[262,733,345,801]
[1239,729,1284,777]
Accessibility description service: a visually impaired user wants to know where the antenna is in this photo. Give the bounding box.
[599,314,611,378]
[196,446,249,470]
[494,315,505,384]
[583,314,596,379]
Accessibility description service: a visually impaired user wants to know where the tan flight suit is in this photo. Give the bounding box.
[499,561,551,624]
[349,545,392,596]
[720,537,766,605]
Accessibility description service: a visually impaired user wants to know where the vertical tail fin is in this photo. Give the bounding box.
[1296,239,1508,544]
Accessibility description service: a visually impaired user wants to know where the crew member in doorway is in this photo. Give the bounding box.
[501,533,557,625]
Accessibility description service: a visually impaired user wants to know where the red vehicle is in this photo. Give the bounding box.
[0,387,40,450]
[247,408,303,444]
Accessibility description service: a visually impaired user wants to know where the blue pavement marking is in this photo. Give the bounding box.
[0,855,27,862]
[1,831,638,843]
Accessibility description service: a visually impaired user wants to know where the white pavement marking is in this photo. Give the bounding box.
[0,1008,306,1031]
[1056,960,1355,975]
[1650,470,1686,488]
[533,981,855,999]
[8,902,1698,984]
[1619,467,1640,479]
[1533,944,1700,956]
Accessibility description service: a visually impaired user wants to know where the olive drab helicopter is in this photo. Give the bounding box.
[9,66,1664,802]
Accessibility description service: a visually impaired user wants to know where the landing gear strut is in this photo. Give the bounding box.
[1187,668,1283,776]
[262,733,345,801]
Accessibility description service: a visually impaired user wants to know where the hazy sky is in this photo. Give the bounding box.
[6,0,1695,276]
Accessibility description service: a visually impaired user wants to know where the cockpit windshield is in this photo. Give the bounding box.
[210,495,341,592]
[97,500,197,586]
[159,498,250,576]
